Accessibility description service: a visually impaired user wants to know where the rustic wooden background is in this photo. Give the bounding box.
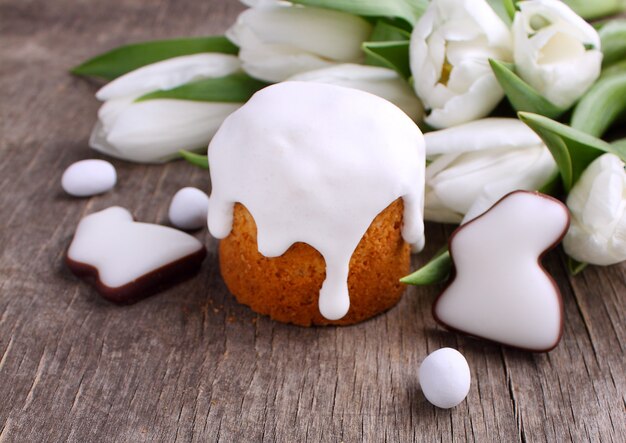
[1,0,624,441]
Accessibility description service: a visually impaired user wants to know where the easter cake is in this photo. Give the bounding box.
[207,82,426,326]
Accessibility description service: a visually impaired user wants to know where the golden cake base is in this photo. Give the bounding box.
[218,199,410,326]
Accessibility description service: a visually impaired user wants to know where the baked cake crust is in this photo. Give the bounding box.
[219,199,410,326]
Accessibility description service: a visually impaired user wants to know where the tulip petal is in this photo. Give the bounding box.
[429,147,549,217]
[563,153,626,265]
[96,53,242,101]
[424,130,557,225]
[289,64,423,121]
[462,147,558,222]
[424,69,504,128]
[227,4,372,82]
[93,99,240,163]
[97,97,135,133]
[230,5,372,60]
[89,121,127,160]
[237,44,337,82]
[582,170,623,228]
[424,118,542,157]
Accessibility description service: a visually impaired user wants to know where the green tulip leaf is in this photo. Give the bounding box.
[180,150,209,169]
[518,112,617,191]
[368,19,411,42]
[136,73,269,103]
[487,0,516,24]
[71,36,238,81]
[567,256,588,276]
[600,20,626,67]
[600,59,626,80]
[290,0,427,26]
[503,0,519,21]
[562,0,626,20]
[490,59,567,119]
[400,248,452,286]
[363,40,411,79]
[611,138,626,158]
[537,170,562,196]
[571,72,626,138]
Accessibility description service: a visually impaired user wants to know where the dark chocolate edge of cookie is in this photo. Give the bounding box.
[65,246,207,305]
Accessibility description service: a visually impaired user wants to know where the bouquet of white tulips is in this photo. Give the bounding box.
[72,0,626,278]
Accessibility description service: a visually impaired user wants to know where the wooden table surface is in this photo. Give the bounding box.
[1,0,625,441]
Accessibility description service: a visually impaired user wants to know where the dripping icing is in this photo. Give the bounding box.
[208,82,425,320]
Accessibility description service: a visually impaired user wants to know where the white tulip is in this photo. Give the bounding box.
[563,154,626,265]
[226,1,372,82]
[90,53,242,163]
[288,64,424,121]
[409,0,512,129]
[513,0,602,109]
[424,118,558,223]
[91,99,240,163]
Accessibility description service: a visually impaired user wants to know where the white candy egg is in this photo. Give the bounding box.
[419,347,471,409]
[61,159,117,197]
[168,187,209,230]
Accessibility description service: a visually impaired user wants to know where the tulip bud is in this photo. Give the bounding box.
[288,64,424,121]
[424,118,558,223]
[91,99,240,164]
[409,0,512,129]
[563,153,626,265]
[226,1,372,82]
[89,53,242,163]
[513,0,603,109]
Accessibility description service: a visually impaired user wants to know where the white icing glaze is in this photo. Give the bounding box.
[207,81,425,320]
[434,191,569,351]
[68,207,204,288]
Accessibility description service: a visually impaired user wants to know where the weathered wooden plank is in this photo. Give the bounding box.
[0,1,624,442]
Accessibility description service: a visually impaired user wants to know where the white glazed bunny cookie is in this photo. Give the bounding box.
[433,191,570,352]
[66,207,206,303]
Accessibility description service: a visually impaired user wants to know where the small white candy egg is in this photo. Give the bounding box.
[419,347,471,409]
[62,159,117,197]
[168,187,210,230]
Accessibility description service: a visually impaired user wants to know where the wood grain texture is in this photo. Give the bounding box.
[0,0,624,441]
